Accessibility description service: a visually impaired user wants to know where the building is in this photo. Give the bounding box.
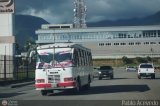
[0,14,15,79]
[36,24,160,59]
[0,0,15,79]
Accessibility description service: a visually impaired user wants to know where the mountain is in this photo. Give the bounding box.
[15,15,49,50]
[88,11,160,27]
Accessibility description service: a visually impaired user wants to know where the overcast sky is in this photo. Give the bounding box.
[15,0,160,24]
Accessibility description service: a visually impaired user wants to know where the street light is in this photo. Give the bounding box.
[150,47,154,63]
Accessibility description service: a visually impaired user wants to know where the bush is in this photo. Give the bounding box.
[146,56,152,62]
[122,56,132,64]
[136,57,147,63]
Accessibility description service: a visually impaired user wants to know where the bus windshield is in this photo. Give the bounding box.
[54,52,72,62]
[37,50,72,69]
[38,53,53,63]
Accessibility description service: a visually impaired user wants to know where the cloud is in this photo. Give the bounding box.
[16,0,73,23]
[87,0,160,22]
[15,0,160,23]
[20,8,67,24]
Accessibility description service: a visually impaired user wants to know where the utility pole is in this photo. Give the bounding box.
[151,47,154,64]
[4,46,6,80]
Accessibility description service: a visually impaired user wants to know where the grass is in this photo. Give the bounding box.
[93,58,160,67]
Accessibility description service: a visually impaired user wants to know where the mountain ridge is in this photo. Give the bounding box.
[15,14,49,50]
[88,11,160,27]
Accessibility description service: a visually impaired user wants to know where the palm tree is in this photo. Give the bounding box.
[24,39,37,64]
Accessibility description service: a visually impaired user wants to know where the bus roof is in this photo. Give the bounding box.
[37,43,91,52]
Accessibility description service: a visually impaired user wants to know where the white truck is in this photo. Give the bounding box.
[35,43,93,95]
[138,63,155,79]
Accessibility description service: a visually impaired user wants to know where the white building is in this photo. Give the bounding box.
[36,24,160,59]
[0,14,15,79]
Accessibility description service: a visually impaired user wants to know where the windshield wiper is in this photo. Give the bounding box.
[54,60,65,71]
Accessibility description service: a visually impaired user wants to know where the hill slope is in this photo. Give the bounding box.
[15,15,49,49]
[88,11,160,27]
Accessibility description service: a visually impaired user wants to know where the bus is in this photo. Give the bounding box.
[35,43,93,95]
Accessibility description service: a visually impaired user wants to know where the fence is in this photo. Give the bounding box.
[0,55,35,81]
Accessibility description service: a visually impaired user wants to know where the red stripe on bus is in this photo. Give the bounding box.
[57,81,76,87]
[35,84,51,88]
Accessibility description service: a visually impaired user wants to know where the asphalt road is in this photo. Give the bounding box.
[0,68,160,105]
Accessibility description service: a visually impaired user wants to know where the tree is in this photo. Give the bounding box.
[136,57,147,63]
[24,39,36,52]
[15,41,21,55]
[146,56,152,62]
[24,39,37,65]
[122,56,132,64]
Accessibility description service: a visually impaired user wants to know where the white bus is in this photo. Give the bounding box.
[35,43,93,95]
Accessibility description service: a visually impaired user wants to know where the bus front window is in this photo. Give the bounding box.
[38,53,53,63]
[54,52,72,62]
[37,53,53,69]
[37,51,72,69]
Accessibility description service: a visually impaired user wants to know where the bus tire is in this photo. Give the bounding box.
[41,90,48,96]
[84,83,90,90]
[84,76,91,90]
[74,78,81,93]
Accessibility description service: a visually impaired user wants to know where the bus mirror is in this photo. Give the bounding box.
[28,50,37,64]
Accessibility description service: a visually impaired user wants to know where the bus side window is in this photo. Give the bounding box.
[81,50,85,66]
[84,51,86,66]
[73,49,78,66]
[89,53,93,66]
[84,52,88,66]
[86,52,89,66]
[78,49,82,66]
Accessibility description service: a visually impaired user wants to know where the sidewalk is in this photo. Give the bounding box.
[0,79,34,88]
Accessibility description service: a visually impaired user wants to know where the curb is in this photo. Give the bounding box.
[10,81,35,88]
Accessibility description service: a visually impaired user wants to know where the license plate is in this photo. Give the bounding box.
[52,83,57,87]
[48,75,60,83]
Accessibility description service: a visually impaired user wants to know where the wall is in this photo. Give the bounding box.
[0,14,15,79]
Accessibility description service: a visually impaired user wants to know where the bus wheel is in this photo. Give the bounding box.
[84,83,90,90]
[74,79,81,93]
[84,76,91,90]
[41,90,48,96]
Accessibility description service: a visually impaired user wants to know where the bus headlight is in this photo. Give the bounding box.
[36,79,45,83]
[64,77,74,82]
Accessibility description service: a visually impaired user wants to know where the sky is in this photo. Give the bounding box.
[15,0,160,24]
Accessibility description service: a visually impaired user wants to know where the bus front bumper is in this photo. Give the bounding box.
[35,81,76,90]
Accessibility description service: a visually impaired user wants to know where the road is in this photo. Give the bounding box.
[0,68,160,105]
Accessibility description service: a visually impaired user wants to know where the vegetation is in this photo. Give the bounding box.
[135,57,148,63]
[93,56,160,67]
[122,56,132,64]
